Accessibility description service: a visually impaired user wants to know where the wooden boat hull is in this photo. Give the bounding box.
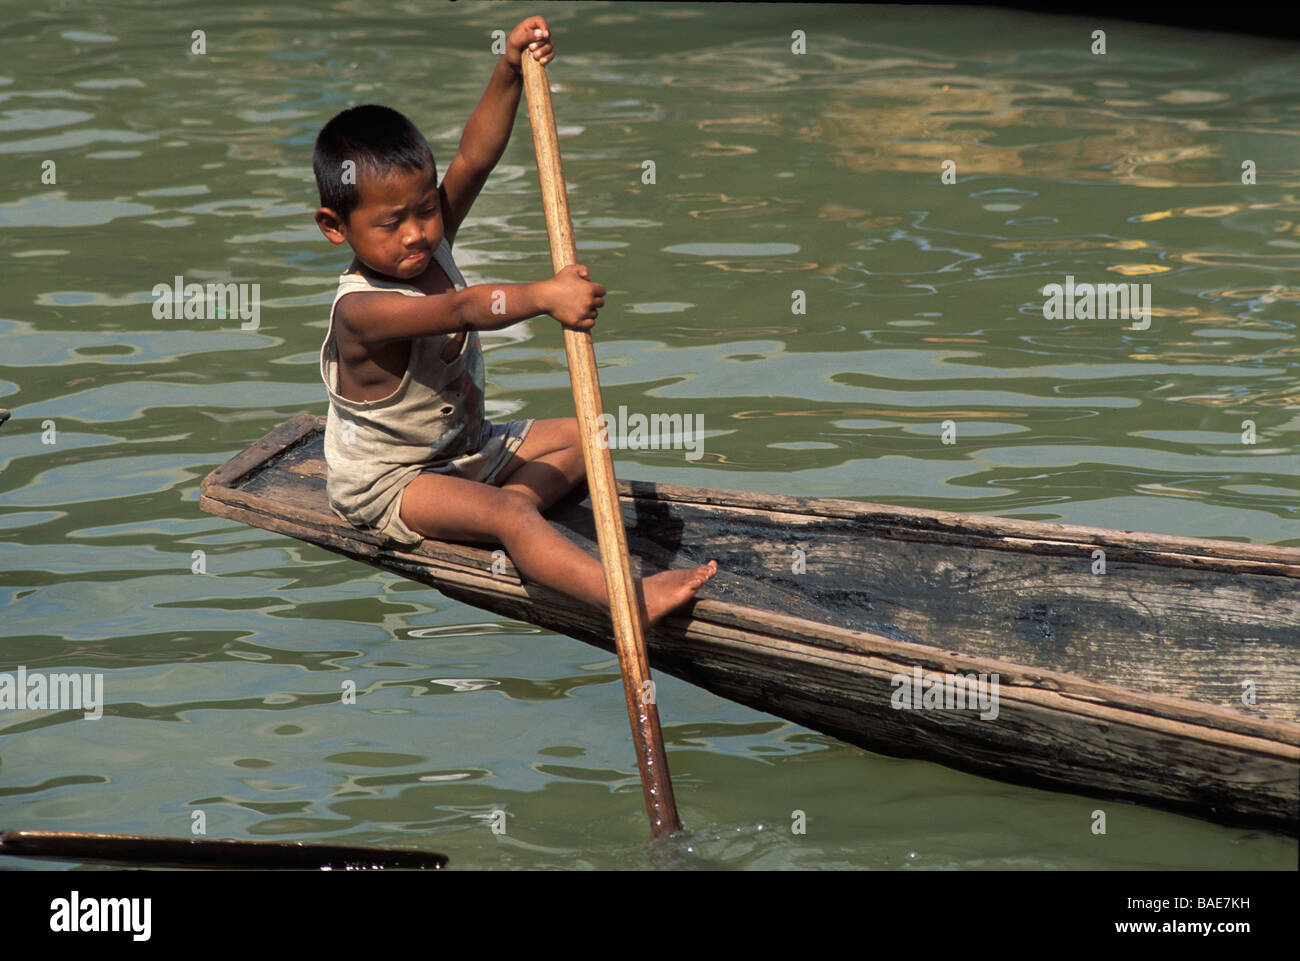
[200,413,1300,834]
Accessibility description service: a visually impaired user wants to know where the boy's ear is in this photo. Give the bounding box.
[315,207,348,245]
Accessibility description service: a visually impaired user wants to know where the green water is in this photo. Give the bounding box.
[0,2,1296,870]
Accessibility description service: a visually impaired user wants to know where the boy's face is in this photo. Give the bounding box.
[316,164,442,281]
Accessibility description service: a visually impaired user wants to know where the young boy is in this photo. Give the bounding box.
[313,16,715,626]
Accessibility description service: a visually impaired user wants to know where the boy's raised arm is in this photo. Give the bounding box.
[438,16,553,246]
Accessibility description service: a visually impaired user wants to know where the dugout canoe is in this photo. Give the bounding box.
[199,413,1300,834]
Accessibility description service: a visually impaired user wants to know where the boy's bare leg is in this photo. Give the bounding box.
[398,471,716,625]
[492,416,585,511]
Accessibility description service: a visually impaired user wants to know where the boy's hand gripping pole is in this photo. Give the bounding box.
[522,54,682,838]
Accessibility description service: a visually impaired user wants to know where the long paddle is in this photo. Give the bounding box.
[521,54,682,838]
[0,829,447,869]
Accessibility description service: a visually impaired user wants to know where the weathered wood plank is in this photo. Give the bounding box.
[593,499,1299,720]
[350,538,1300,829]
[223,419,1300,721]
[199,411,318,495]
[622,480,1300,571]
[197,414,1300,833]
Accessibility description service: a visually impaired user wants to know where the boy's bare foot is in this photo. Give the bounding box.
[639,560,718,626]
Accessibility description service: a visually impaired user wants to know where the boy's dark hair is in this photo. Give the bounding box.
[313,105,436,223]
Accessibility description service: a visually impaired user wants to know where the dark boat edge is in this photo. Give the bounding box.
[202,412,1300,574]
[0,830,446,870]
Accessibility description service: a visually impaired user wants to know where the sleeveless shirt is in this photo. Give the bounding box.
[319,238,497,535]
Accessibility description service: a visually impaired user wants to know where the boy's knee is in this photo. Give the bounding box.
[497,488,540,524]
[564,419,585,469]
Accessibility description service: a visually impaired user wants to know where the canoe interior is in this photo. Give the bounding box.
[224,414,1299,725]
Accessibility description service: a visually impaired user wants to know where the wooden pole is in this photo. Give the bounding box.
[521,55,682,838]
